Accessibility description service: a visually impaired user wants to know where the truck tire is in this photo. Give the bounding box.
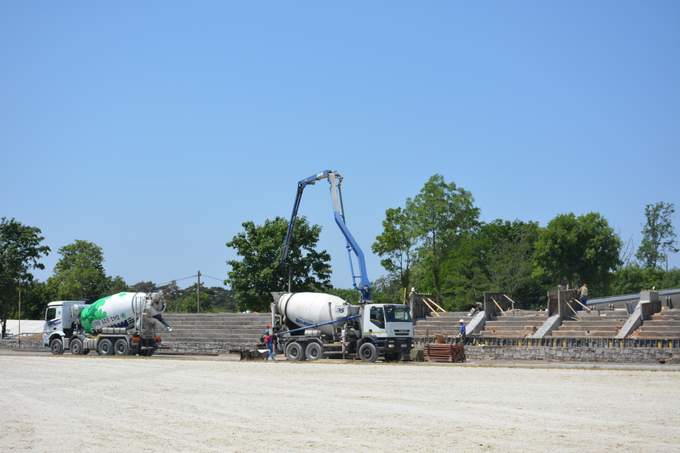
[114,339,130,356]
[70,339,84,355]
[358,342,378,363]
[384,352,403,363]
[140,349,155,357]
[98,339,114,356]
[305,342,323,361]
[50,338,64,355]
[285,342,306,361]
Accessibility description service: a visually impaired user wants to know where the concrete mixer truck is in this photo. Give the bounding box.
[270,291,413,362]
[43,292,172,356]
[276,170,414,362]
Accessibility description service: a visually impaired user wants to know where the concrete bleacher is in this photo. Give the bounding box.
[413,312,470,337]
[549,310,629,338]
[634,309,680,339]
[479,311,547,338]
[161,313,270,348]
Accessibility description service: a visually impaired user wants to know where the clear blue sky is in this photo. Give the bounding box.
[2,2,679,291]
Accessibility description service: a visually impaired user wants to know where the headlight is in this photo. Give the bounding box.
[388,344,394,348]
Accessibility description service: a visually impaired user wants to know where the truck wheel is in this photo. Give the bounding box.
[359,342,378,363]
[285,342,306,361]
[114,339,130,356]
[50,338,64,355]
[98,339,114,356]
[384,352,403,363]
[70,339,83,355]
[305,342,323,361]
[140,349,155,357]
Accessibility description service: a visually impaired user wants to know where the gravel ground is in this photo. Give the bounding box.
[1,355,679,452]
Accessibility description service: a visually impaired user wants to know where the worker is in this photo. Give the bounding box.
[458,319,466,339]
[469,302,483,316]
[578,283,588,310]
[264,330,275,360]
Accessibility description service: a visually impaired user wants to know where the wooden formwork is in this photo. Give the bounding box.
[484,292,508,319]
[410,292,438,319]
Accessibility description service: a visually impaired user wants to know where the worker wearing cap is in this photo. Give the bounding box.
[458,320,466,339]
[578,284,588,310]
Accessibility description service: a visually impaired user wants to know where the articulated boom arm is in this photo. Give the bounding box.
[281,170,371,301]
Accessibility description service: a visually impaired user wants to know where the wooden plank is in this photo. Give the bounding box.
[425,297,447,313]
[491,297,507,317]
[421,298,441,317]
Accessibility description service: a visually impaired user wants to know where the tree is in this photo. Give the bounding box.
[132,281,157,293]
[204,286,237,312]
[226,216,332,312]
[106,276,132,295]
[161,280,183,303]
[533,212,622,292]
[478,220,540,296]
[635,202,678,269]
[47,240,109,301]
[372,205,417,291]
[180,290,213,313]
[609,264,680,295]
[0,218,51,338]
[410,174,480,304]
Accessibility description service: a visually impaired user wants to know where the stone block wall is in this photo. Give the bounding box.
[161,341,248,354]
[0,340,44,349]
[464,345,677,363]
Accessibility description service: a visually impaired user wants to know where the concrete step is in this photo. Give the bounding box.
[559,321,624,327]
[636,333,680,339]
[640,321,680,327]
[638,326,680,333]
[424,312,470,319]
[550,332,617,338]
[482,333,534,338]
[485,320,544,324]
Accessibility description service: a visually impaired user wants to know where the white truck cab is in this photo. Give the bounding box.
[358,304,413,361]
[43,301,87,353]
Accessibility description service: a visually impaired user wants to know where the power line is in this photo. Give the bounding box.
[157,275,198,287]
[201,274,224,282]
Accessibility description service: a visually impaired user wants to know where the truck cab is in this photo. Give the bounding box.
[43,301,87,354]
[359,304,413,362]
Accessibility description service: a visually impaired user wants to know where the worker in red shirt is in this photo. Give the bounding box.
[264,330,275,361]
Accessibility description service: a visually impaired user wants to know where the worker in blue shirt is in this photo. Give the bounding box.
[459,319,466,339]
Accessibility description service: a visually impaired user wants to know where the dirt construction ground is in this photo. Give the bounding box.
[1,355,679,453]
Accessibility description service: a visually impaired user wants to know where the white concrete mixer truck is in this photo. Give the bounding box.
[270,291,413,362]
[277,170,414,362]
[43,292,172,356]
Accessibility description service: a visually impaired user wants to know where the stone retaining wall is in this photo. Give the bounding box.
[464,345,678,363]
[0,340,44,349]
[4,339,678,363]
[160,341,251,354]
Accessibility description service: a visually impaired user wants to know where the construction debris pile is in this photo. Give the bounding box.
[229,347,268,361]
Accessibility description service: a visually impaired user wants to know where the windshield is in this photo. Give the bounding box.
[385,306,412,323]
[45,307,57,321]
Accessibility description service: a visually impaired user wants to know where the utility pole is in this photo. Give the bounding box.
[18,270,21,347]
[197,270,201,314]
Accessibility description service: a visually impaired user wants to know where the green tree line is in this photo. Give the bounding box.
[369,176,679,310]
[2,181,678,328]
[0,218,237,336]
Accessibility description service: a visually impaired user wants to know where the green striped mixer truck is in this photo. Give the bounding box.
[43,292,172,356]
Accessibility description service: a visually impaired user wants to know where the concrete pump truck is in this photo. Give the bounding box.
[271,170,414,362]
